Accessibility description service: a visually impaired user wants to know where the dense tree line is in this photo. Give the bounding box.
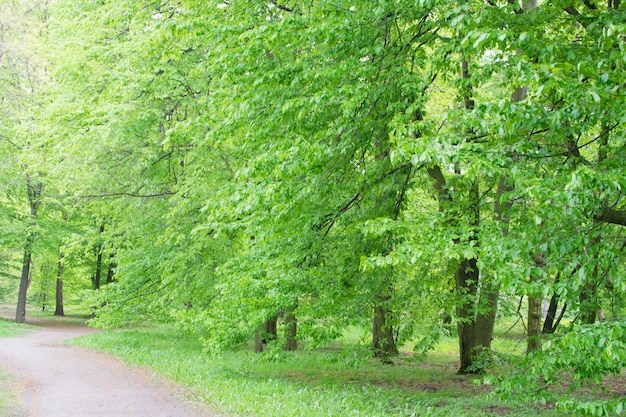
[1,0,625,414]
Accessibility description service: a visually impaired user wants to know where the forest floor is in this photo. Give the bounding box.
[0,305,214,417]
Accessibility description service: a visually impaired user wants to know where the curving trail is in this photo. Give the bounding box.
[0,310,214,417]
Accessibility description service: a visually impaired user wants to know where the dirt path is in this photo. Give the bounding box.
[0,309,214,417]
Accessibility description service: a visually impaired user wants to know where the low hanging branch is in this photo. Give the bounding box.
[596,208,626,227]
[79,191,176,199]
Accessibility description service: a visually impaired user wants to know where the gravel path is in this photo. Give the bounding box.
[0,311,214,417]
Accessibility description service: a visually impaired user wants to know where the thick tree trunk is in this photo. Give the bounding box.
[456,257,479,374]
[579,237,601,324]
[372,299,399,362]
[93,223,105,290]
[527,253,544,353]
[283,306,298,351]
[254,315,278,353]
[475,282,499,351]
[456,176,481,374]
[579,281,599,325]
[527,295,542,353]
[427,166,483,373]
[15,244,33,323]
[54,252,65,317]
[15,178,42,324]
[475,175,512,351]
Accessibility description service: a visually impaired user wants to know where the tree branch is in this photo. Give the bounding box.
[79,191,176,199]
[596,208,626,226]
[0,134,22,150]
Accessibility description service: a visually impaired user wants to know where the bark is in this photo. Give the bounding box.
[254,315,278,353]
[527,253,544,353]
[54,252,65,317]
[283,305,298,351]
[542,296,566,334]
[456,257,479,373]
[542,271,569,334]
[596,208,626,227]
[15,239,33,323]
[93,223,105,290]
[527,295,543,352]
[372,298,399,362]
[106,252,116,284]
[579,281,599,324]
[254,330,263,353]
[15,178,42,324]
[475,175,513,351]
[426,166,482,373]
[475,283,499,351]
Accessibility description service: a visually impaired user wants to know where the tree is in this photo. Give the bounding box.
[0,0,53,323]
[15,177,42,323]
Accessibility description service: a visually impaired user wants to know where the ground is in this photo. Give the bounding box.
[0,305,214,417]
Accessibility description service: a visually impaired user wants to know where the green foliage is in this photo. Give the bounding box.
[492,320,626,416]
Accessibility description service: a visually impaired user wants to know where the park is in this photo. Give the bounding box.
[1,1,625,415]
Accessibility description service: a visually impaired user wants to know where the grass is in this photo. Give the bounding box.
[0,317,33,337]
[69,324,568,417]
[26,306,91,325]
[0,319,27,417]
[0,366,21,417]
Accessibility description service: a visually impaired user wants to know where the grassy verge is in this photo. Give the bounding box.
[0,367,22,417]
[0,319,27,417]
[69,326,567,417]
[0,317,33,337]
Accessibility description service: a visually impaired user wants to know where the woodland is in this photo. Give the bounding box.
[1,0,626,415]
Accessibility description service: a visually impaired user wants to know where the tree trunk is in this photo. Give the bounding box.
[372,299,399,362]
[527,295,542,353]
[283,305,298,351]
[579,281,599,324]
[527,253,544,353]
[54,251,65,316]
[456,257,479,374]
[456,176,481,374]
[15,178,42,324]
[93,223,105,290]
[542,296,566,334]
[254,315,278,353]
[106,252,116,284]
[475,282,499,351]
[15,242,33,323]
[542,271,567,334]
[475,175,513,351]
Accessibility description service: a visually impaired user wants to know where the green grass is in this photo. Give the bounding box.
[0,318,33,337]
[0,367,22,417]
[0,320,26,417]
[26,306,91,325]
[69,325,567,417]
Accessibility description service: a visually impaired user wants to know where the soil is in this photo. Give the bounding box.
[0,306,215,417]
